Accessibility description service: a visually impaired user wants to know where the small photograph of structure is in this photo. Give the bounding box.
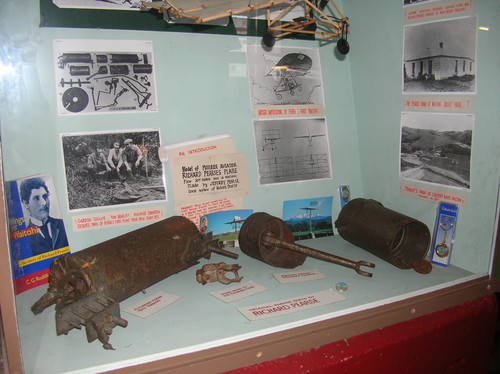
[282,196,334,241]
[400,112,473,189]
[403,16,477,93]
[199,209,254,246]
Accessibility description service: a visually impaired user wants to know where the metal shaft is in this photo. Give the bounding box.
[263,232,375,277]
[206,242,239,259]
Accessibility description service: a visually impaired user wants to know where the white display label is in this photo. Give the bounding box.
[211,281,268,303]
[124,291,180,318]
[238,289,346,321]
[273,269,327,284]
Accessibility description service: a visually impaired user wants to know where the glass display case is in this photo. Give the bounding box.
[0,0,498,373]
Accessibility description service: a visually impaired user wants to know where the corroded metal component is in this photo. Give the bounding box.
[238,212,375,277]
[31,216,237,349]
[196,262,243,285]
[335,198,431,269]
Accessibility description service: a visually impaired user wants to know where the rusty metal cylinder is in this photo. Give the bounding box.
[31,216,238,349]
[238,212,306,268]
[334,198,430,269]
[33,216,205,315]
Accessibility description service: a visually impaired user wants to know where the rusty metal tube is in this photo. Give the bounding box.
[33,216,204,313]
[31,216,236,349]
[335,198,431,269]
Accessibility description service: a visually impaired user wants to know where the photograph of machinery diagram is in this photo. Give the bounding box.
[52,0,142,10]
[247,45,324,108]
[53,39,157,115]
[253,117,331,185]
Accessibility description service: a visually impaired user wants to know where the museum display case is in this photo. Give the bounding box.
[0,0,498,373]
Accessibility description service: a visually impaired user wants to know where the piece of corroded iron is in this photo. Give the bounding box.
[196,262,243,285]
[238,212,375,277]
[335,198,431,270]
[31,216,237,350]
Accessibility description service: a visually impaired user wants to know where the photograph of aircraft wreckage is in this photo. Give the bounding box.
[140,0,350,53]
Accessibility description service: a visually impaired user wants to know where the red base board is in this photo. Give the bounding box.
[227,295,498,374]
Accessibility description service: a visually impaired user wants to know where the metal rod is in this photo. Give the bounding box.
[206,242,239,259]
[263,232,375,277]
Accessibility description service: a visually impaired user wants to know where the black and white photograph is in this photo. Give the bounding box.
[400,112,473,189]
[403,0,439,6]
[54,39,157,115]
[403,16,477,94]
[253,118,331,185]
[247,45,324,108]
[61,129,167,210]
[53,0,142,10]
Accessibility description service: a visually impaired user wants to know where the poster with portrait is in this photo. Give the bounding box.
[5,174,70,294]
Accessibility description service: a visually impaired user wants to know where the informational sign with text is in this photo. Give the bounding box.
[211,281,268,303]
[124,291,180,318]
[238,289,346,321]
[273,269,327,284]
[400,183,467,208]
[72,206,165,232]
[172,153,249,203]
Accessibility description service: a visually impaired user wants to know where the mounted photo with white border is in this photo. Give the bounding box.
[399,111,473,190]
[53,39,157,115]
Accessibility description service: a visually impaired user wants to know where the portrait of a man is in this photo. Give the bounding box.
[19,177,69,256]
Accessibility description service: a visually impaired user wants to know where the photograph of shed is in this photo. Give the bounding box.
[403,16,477,93]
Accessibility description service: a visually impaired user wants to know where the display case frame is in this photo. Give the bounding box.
[1,0,500,372]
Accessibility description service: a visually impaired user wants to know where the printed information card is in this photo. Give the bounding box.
[273,269,327,284]
[124,291,180,318]
[238,289,346,321]
[211,281,268,303]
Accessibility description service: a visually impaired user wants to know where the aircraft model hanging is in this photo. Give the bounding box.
[140,0,350,54]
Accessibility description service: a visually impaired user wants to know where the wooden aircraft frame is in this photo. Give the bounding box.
[140,0,349,52]
[265,0,348,43]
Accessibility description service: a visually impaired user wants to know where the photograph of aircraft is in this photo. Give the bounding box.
[293,127,325,146]
[140,0,350,53]
[268,53,312,99]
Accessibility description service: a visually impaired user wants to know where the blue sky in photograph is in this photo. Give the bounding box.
[282,196,333,221]
[202,209,254,236]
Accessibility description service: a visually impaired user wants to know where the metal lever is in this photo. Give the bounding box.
[263,232,375,277]
[203,234,239,259]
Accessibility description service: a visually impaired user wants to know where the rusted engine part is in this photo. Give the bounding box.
[196,262,243,285]
[238,212,375,277]
[335,198,431,270]
[31,216,238,350]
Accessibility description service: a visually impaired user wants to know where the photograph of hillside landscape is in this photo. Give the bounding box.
[283,196,334,240]
[400,111,473,189]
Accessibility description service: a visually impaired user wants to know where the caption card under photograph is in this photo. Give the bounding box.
[124,291,180,318]
[211,281,268,303]
[238,289,346,321]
